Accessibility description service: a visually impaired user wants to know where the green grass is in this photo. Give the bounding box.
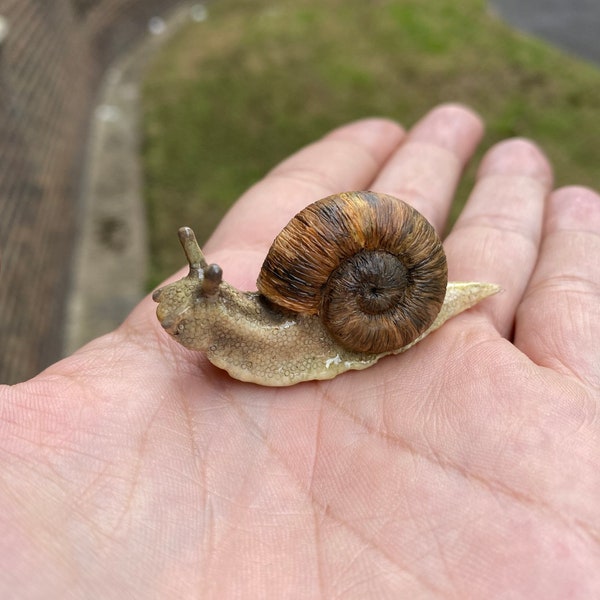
[142,0,600,287]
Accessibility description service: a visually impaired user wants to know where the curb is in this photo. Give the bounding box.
[63,4,202,355]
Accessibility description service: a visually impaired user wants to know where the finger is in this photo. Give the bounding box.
[371,103,484,231]
[445,138,553,337]
[205,118,405,262]
[515,186,600,388]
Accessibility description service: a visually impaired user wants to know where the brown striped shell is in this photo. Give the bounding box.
[256,191,448,354]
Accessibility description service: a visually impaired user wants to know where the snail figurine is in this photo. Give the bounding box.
[153,191,500,386]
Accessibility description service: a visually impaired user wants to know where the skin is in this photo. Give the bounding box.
[0,104,599,598]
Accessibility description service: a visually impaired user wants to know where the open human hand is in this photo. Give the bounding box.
[1,104,598,598]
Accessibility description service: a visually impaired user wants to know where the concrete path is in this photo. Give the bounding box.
[63,4,199,354]
[490,0,600,66]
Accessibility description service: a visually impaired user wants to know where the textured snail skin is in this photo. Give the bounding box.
[152,194,500,386]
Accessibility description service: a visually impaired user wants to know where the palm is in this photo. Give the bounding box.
[1,105,598,599]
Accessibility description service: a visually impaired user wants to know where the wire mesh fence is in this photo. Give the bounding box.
[0,0,182,383]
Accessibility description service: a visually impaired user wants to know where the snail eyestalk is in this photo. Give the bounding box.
[201,264,223,298]
[178,226,207,275]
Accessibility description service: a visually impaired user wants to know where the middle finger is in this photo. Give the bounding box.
[372,103,484,231]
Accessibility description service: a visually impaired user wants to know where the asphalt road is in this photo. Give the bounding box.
[490,0,600,65]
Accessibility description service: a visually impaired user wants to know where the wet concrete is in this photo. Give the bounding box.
[490,0,600,66]
[63,4,198,354]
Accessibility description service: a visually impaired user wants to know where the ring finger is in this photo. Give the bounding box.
[371,103,484,231]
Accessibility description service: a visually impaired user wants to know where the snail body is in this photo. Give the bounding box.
[152,191,500,386]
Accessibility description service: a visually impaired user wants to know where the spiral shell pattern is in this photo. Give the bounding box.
[257,191,448,354]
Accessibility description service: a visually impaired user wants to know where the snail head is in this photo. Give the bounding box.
[152,227,223,345]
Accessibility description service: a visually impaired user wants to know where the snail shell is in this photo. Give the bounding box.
[257,191,448,353]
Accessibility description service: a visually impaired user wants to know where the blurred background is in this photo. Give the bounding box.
[0,0,599,384]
